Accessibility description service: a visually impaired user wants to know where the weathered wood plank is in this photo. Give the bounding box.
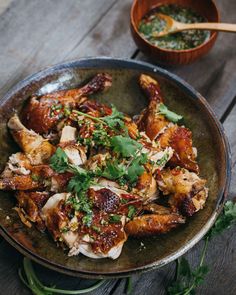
[0,0,118,97]
[0,0,136,100]
[66,0,136,59]
[223,102,236,164]
[136,0,236,119]
[0,0,12,15]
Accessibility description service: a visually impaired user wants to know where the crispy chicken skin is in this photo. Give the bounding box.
[157,167,208,216]
[0,161,72,191]
[137,74,199,173]
[125,212,185,236]
[158,124,199,173]
[0,73,208,260]
[21,73,112,134]
[125,204,185,237]
[137,74,169,140]
[16,191,50,231]
[8,115,55,165]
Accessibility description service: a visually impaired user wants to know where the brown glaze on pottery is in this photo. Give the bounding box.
[0,58,231,278]
[130,0,220,65]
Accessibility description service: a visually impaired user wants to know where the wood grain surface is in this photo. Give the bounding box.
[0,0,235,294]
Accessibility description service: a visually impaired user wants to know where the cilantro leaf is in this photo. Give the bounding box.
[109,214,122,223]
[97,160,126,180]
[92,126,111,147]
[207,201,236,239]
[159,103,183,123]
[102,105,125,131]
[67,173,92,195]
[128,205,137,219]
[126,154,147,183]
[178,257,192,279]
[110,135,142,158]
[156,152,169,167]
[50,147,69,173]
[167,201,236,295]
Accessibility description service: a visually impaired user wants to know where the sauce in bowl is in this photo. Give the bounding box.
[138,4,210,50]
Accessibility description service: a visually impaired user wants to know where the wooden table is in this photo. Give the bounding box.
[0,0,235,294]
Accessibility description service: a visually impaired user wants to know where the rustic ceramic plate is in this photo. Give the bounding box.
[0,57,231,278]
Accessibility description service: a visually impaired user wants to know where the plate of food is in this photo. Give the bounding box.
[0,57,230,278]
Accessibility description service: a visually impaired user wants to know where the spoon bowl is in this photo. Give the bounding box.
[130,0,220,65]
[153,13,236,38]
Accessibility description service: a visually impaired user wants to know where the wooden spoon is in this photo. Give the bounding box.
[153,13,236,38]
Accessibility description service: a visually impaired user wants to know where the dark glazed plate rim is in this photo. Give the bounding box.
[0,57,231,278]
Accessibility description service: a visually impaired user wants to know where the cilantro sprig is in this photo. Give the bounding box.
[50,148,94,226]
[74,105,125,132]
[159,103,183,123]
[19,257,105,295]
[110,135,142,158]
[167,201,236,295]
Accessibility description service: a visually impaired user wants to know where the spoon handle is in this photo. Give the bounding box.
[178,22,236,33]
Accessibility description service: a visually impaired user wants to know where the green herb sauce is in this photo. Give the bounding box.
[138,4,210,50]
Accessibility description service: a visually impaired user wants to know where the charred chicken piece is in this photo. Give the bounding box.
[157,167,208,216]
[0,160,72,192]
[41,192,127,259]
[158,124,199,173]
[15,191,50,231]
[125,204,185,237]
[8,115,55,165]
[136,74,169,140]
[21,73,112,134]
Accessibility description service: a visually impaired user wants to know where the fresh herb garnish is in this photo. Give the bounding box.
[97,160,126,180]
[19,257,106,294]
[128,205,137,219]
[159,103,183,123]
[102,105,126,131]
[167,201,236,295]
[31,174,40,182]
[97,153,147,185]
[109,214,122,223]
[126,153,148,183]
[92,225,101,233]
[74,105,125,132]
[207,200,236,238]
[50,147,87,175]
[50,147,69,173]
[50,148,94,226]
[110,135,142,158]
[92,126,111,147]
[156,152,169,167]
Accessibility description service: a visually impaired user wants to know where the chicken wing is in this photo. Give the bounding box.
[21,73,112,134]
[8,115,55,165]
[136,74,170,140]
[157,167,208,216]
[158,124,199,173]
[15,191,50,231]
[125,212,185,236]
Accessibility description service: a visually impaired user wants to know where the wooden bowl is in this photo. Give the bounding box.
[0,58,230,278]
[130,0,220,65]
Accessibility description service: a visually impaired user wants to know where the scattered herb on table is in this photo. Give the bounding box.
[167,200,236,295]
[19,201,236,295]
[19,257,106,295]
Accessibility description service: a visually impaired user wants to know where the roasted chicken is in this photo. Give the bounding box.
[0,73,208,260]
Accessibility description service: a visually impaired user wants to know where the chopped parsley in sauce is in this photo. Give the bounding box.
[138,4,210,50]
